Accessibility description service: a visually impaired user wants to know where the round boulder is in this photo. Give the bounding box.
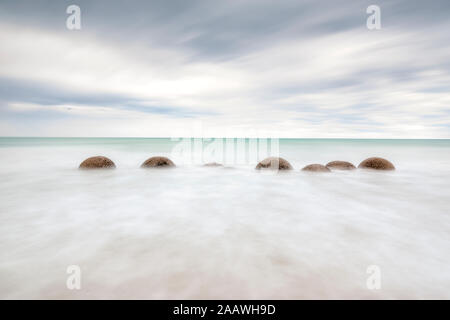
[203,162,223,167]
[79,156,116,169]
[302,164,330,172]
[326,160,356,170]
[255,157,293,170]
[358,157,395,170]
[141,156,175,168]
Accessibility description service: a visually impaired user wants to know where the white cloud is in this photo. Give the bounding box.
[0,9,449,138]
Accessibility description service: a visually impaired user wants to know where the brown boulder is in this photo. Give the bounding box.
[358,157,395,170]
[326,161,356,170]
[301,164,330,172]
[79,156,116,169]
[203,162,223,167]
[255,157,293,170]
[141,156,175,168]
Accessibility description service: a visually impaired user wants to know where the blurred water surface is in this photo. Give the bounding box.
[0,138,449,299]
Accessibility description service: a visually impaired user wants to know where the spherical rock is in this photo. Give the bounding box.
[301,164,330,172]
[79,156,116,169]
[358,157,395,170]
[255,157,293,170]
[203,162,223,167]
[326,160,356,170]
[141,156,175,168]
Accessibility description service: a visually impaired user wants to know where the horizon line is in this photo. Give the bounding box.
[1,137,450,140]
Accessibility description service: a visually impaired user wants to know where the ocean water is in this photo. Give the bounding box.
[0,137,449,299]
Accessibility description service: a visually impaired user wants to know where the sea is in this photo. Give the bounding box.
[0,137,449,299]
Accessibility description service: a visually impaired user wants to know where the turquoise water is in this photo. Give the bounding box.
[1,137,449,172]
[1,137,449,147]
[0,138,449,298]
[0,137,449,168]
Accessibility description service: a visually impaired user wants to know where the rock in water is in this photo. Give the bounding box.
[141,156,175,168]
[203,162,223,167]
[255,157,293,170]
[326,161,356,170]
[302,164,330,172]
[79,156,116,169]
[358,157,395,170]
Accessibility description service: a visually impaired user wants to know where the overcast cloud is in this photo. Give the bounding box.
[0,0,449,137]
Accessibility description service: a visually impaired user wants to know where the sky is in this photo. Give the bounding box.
[0,0,449,138]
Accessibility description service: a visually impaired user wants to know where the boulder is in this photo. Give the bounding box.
[358,157,395,170]
[141,156,175,168]
[326,160,356,170]
[79,156,116,169]
[255,157,293,170]
[301,164,330,172]
[203,162,223,167]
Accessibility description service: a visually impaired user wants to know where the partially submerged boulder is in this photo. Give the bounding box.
[79,156,116,169]
[255,157,293,170]
[326,160,356,170]
[141,156,175,168]
[203,162,223,167]
[302,164,330,172]
[358,157,395,170]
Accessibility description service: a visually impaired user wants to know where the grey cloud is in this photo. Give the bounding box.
[0,77,216,117]
[0,0,449,137]
[1,0,449,60]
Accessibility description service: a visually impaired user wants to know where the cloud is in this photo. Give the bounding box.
[0,0,449,137]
